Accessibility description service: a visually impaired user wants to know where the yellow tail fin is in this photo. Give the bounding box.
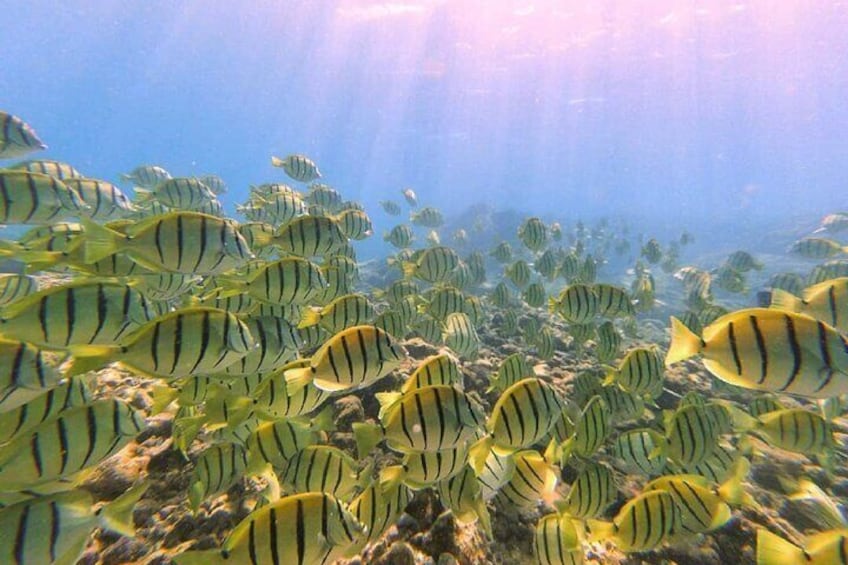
[755,529,805,565]
[353,422,383,460]
[283,366,314,394]
[665,316,703,366]
[297,307,322,329]
[98,480,150,538]
[467,435,494,476]
[769,289,803,313]
[81,218,125,264]
[66,345,119,377]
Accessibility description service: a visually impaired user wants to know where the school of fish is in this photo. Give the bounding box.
[1,109,848,564]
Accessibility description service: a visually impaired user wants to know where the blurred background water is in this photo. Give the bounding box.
[3,1,847,258]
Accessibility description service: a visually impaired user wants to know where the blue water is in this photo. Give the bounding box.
[3,1,847,238]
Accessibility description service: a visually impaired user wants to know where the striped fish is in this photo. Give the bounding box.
[188,443,249,510]
[667,308,848,398]
[756,527,848,565]
[284,325,406,394]
[246,418,325,471]
[477,378,563,458]
[790,237,847,259]
[174,492,364,565]
[562,395,611,460]
[488,353,531,393]
[380,443,469,489]
[282,445,362,502]
[272,215,348,258]
[253,361,332,420]
[409,206,443,228]
[137,177,215,211]
[562,462,617,519]
[384,224,413,249]
[0,377,91,445]
[401,188,418,207]
[755,408,833,455]
[506,260,532,288]
[0,483,145,565]
[335,209,373,240]
[0,398,145,490]
[272,154,322,182]
[354,385,484,456]
[518,217,548,251]
[496,449,559,509]
[594,321,620,363]
[612,428,667,476]
[63,178,134,220]
[771,277,848,333]
[298,293,373,334]
[0,338,63,413]
[476,449,515,501]
[549,284,599,324]
[604,346,665,396]
[534,513,584,565]
[535,249,560,280]
[82,211,253,275]
[8,159,82,180]
[240,192,307,226]
[644,473,738,534]
[523,282,547,308]
[0,170,85,224]
[120,165,172,188]
[0,112,46,159]
[219,316,300,376]
[68,307,255,379]
[490,241,512,263]
[443,312,480,360]
[588,490,679,552]
[435,466,491,536]
[402,246,459,283]
[349,480,411,549]
[594,284,635,317]
[661,403,720,467]
[402,353,463,394]
[229,257,326,306]
[0,275,37,306]
[379,200,402,216]
[0,281,154,349]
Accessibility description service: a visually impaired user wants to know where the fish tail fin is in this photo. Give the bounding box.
[353,422,383,459]
[547,297,559,314]
[586,519,616,544]
[467,435,494,476]
[755,529,805,565]
[379,465,406,492]
[98,480,150,537]
[66,345,119,377]
[297,307,322,329]
[665,316,703,366]
[150,384,179,415]
[310,404,336,433]
[401,262,417,278]
[81,218,125,264]
[476,497,493,539]
[718,457,751,506]
[283,366,314,394]
[769,289,803,312]
[270,156,284,167]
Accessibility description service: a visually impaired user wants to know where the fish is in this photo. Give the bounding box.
[0,377,91,445]
[246,412,329,471]
[436,466,492,537]
[410,206,444,228]
[443,312,480,359]
[604,346,665,396]
[271,154,322,182]
[667,308,848,398]
[790,237,848,259]
[218,256,327,306]
[0,170,87,225]
[0,398,146,490]
[0,483,146,565]
[534,512,583,565]
[506,259,532,288]
[595,321,621,363]
[82,211,253,274]
[305,184,343,213]
[488,353,532,393]
[335,209,373,240]
[725,250,763,272]
[0,111,46,159]
[284,325,406,393]
[402,353,464,393]
[587,490,679,552]
[380,443,470,489]
[518,217,548,251]
[757,527,848,565]
[593,284,635,317]
[402,246,459,283]
[281,445,364,502]
[612,428,667,476]
[496,449,559,509]
[384,224,414,248]
[120,165,172,188]
[771,277,848,333]
[253,361,332,420]
[558,395,611,461]
[68,307,255,379]
[135,177,215,211]
[353,384,484,456]
[549,284,599,323]
[379,200,402,215]
[272,215,348,258]
[9,159,82,180]
[188,443,249,510]
[349,480,411,549]
[561,461,617,518]
[490,241,513,263]
[174,492,364,565]
[0,275,37,306]
[401,188,418,207]
[0,281,154,350]
[0,338,63,413]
